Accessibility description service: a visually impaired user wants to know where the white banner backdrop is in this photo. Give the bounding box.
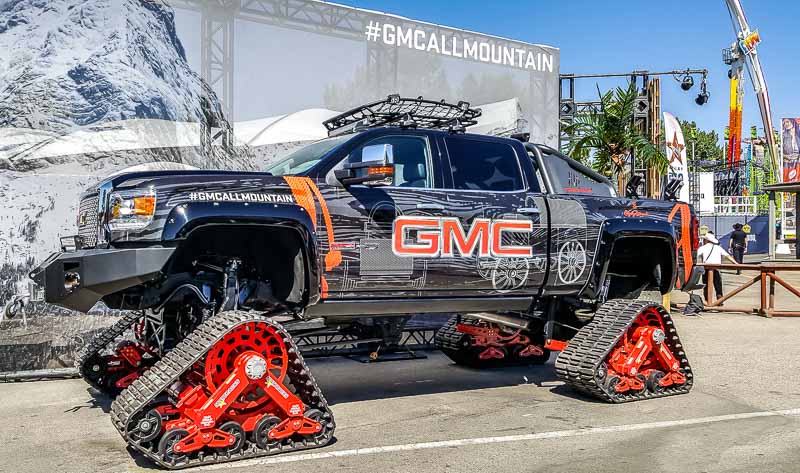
[663,112,690,203]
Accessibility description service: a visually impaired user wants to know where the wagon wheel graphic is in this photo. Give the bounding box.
[477,257,495,279]
[491,258,530,291]
[557,241,586,284]
[478,212,530,281]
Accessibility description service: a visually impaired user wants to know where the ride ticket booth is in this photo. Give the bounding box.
[763,182,800,260]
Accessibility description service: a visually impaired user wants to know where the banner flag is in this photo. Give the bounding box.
[782,118,800,182]
[663,112,690,203]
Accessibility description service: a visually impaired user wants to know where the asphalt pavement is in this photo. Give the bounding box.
[2,274,800,472]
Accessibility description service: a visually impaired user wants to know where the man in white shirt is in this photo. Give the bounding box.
[697,231,738,301]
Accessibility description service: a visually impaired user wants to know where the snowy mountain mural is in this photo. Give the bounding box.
[0,0,260,372]
[0,0,226,134]
[0,0,254,309]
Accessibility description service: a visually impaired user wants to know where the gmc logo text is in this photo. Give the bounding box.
[392,216,533,258]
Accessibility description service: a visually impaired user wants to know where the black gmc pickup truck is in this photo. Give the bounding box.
[31,96,703,469]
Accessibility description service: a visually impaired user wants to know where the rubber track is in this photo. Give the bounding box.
[110,310,334,469]
[74,311,142,392]
[554,299,693,403]
[434,315,468,352]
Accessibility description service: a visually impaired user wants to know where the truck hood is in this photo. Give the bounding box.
[96,169,302,244]
[108,170,298,208]
[80,169,295,199]
[103,169,285,189]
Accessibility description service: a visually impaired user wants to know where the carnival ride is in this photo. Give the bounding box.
[723,0,779,182]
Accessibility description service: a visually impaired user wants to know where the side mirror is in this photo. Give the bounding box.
[335,143,394,186]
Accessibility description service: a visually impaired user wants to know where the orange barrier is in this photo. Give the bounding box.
[700,263,800,317]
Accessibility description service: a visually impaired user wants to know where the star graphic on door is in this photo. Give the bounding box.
[667,131,684,165]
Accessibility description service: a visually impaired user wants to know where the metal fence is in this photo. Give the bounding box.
[713,196,759,215]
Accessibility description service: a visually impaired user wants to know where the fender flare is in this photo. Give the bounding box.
[585,217,678,298]
[160,202,322,305]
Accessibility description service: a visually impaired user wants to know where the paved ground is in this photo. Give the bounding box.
[2,267,800,473]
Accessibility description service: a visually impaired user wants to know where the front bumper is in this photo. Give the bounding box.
[29,247,175,312]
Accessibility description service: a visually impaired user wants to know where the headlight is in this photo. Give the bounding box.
[108,189,157,231]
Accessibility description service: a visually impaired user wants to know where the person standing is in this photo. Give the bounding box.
[697,231,738,302]
[729,223,748,274]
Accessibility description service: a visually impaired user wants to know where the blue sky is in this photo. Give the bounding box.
[334,0,799,140]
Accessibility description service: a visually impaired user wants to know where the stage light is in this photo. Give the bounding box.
[695,77,709,105]
[680,75,694,91]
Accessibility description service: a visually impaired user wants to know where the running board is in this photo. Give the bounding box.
[305,296,533,317]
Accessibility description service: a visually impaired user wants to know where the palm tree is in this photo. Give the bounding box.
[563,83,667,195]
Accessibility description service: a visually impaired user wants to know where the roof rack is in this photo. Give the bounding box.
[322,94,482,136]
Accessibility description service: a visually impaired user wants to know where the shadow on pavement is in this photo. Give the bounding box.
[306,352,593,405]
[66,388,113,413]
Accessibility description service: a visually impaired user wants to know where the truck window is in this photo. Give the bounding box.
[345,135,433,188]
[267,135,350,175]
[544,155,615,196]
[445,136,524,191]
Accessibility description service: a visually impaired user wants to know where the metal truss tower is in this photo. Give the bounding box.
[200,1,238,120]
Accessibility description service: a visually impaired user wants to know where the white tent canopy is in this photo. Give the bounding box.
[234,108,338,147]
[0,97,525,165]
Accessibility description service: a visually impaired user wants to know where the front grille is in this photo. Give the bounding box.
[77,195,100,248]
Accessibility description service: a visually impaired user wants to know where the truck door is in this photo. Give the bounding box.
[320,132,454,298]
[436,134,547,295]
[534,149,612,295]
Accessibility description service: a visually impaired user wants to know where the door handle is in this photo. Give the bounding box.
[416,203,445,211]
[516,207,540,215]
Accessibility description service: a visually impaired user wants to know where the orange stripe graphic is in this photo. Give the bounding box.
[306,179,342,271]
[284,176,317,229]
[668,203,693,288]
[320,276,329,299]
[283,177,342,298]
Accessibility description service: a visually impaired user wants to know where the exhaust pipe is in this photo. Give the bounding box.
[464,312,531,330]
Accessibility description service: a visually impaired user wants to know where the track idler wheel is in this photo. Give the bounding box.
[159,428,189,466]
[219,421,246,455]
[129,408,163,443]
[253,415,282,450]
[303,409,329,443]
[646,370,666,394]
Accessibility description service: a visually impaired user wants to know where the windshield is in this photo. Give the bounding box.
[266,135,350,175]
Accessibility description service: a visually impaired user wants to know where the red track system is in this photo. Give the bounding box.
[604,307,686,394]
[456,321,545,361]
[150,322,322,460]
[434,317,550,366]
[555,299,693,403]
[111,312,335,469]
[82,341,154,393]
[109,342,152,389]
